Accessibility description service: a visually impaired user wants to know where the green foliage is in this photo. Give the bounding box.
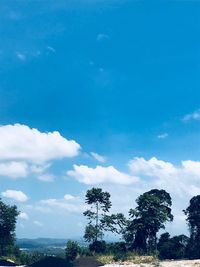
[157,232,188,259]
[19,251,45,265]
[183,195,200,259]
[126,189,173,252]
[101,213,127,236]
[65,240,80,262]
[106,242,127,254]
[0,198,19,256]
[113,252,127,262]
[89,240,106,254]
[83,188,111,244]
[84,225,102,243]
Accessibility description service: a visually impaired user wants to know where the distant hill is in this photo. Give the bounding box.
[16,238,85,251]
[16,238,69,250]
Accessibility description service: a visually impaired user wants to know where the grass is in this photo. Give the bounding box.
[97,252,159,265]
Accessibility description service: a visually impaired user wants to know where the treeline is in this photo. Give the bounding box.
[1,188,200,263]
[82,187,200,260]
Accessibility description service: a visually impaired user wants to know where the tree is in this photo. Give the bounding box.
[0,198,19,256]
[158,232,188,259]
[184,195,200,259]
[83,188,111,244]
[65,240,80,262]
[101,213,127,236]
[126,189,173,252]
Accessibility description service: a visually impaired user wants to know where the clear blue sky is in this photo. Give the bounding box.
[1,0,200,239]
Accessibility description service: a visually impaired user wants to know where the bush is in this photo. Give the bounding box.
[113,252,127,262]
[65,240,80,262]
[106,242,127,254]
[89,240,106,254]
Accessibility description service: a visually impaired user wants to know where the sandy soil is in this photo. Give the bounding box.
[103,259,200,267]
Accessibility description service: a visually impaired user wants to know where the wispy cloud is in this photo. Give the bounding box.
[157,133,169,139]
[46,46,56,53]
[37,174,55,182]
[34,220,43,227]
[19,212,29,220]
[40,194,83,213]
[90,152,106,163]
[182,109,200,122]
[16,52,26,61]
[96,33,110,42]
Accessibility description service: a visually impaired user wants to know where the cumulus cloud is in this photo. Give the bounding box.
[90,152,106,163]
[128,157,200,198]
[2,190,28,202]
[19,212,29,220]
[182,109,200,122]
[0,124,80,164]
[129,157,176,179]
[0,161,28,178]
[67,164,139,185]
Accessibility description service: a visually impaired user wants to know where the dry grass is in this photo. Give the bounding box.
[97,253,157,265]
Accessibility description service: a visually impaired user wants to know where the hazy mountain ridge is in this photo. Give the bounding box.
[16,238,71,249]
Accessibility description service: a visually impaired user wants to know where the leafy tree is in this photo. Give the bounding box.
[184,195,200,259]
[89,240,106,254]
[158,232,188,259]
[126,189,173,252]
[0,198,19,256]
[83,188,111,244]
[65,240,80,262]
[101,213,127,236]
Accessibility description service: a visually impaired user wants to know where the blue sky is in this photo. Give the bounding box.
[1,0,200,239]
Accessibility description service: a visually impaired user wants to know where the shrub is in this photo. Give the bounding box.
[65,240,80,262]
[89,240,106,254]
[113,252,127,262]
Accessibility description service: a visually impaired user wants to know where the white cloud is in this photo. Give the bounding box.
[30,164,51,174]
[97,33,110,42]
[67,164,139,185]
[0,124,80,164]
[40,194,82,213]
[0,161,28,178]
[128,157,200,198]
[34,220,43,227]
[19,212,29,220]
[157,133,168,139]
[90,152,106,163]
[182,109,200,122]
[129,157,176,179]
[37,174,55,182]
[64,194,75,200]
[2,190,28,202]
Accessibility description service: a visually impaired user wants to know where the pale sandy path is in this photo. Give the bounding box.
[103,259,200,267]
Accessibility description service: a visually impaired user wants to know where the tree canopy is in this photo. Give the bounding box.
[83,188,111,244]
[126,189,173,252]
[0,198,19,256]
